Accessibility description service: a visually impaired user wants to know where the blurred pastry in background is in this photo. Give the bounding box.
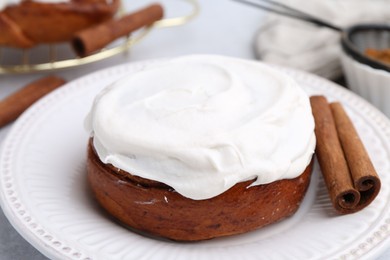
[0,0,119,48]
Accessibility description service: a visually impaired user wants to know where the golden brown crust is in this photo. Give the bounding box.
[87,140,313,241]
[0,0,119,48]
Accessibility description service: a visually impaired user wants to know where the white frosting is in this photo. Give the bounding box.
[86,55,316,200]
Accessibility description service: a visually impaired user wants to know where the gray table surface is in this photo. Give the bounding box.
[0,0,389,259]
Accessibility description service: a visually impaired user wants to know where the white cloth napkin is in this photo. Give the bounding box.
[254,0,390,79]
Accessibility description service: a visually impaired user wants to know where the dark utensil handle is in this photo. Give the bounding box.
[232,0,342,32]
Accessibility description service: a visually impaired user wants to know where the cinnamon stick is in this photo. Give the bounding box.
[310,95,381,214]
[72,3,164,57]
[0,76,66,127]
[310,96,360,213]
[330,102,381,211]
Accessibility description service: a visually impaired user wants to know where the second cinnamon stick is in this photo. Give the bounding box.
[0,76,66,127]
[72,3,164,57]
[330,102,381,210]
[310,96,360,213]
[311,95,381,214]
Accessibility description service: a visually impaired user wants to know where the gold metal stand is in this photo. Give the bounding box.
[0,0,199,74]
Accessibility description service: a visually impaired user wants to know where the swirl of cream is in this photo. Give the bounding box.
[86,55,316,200]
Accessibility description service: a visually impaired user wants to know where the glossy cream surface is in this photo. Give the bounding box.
[86,55,316,200]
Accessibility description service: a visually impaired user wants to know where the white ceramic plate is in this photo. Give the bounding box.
[1,59,390,260]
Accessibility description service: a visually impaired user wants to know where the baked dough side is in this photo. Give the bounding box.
[87,140,313,241]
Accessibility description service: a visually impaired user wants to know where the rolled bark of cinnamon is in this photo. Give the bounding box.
[0,75,66,127]
[310,95,381,214]
[330,102,381,211]
[72,3,164,57]
[310,96,360,213]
